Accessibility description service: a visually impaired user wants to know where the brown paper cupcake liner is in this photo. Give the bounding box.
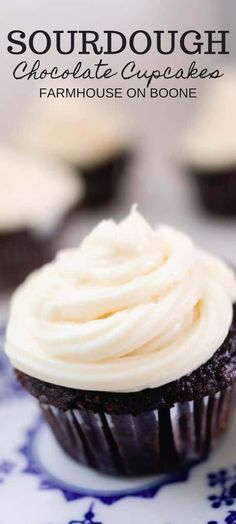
[76,151,131,207]
[39,384,235,477]
[190,169,236,216]
[0,229,55,291]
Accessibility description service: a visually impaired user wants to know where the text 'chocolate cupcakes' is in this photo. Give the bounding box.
[5,209,236,476]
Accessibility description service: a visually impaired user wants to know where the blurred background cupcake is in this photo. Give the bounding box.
[182,72,236,216]
[0,6,235,331]
[0,145,83,291]
[15,98,133,207]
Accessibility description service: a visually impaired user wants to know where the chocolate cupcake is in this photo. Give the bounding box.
[5,209,236,476]
[183,74,236,215]
[0,145,83,290]
[16,99,132,207]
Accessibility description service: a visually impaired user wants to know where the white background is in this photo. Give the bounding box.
[0,1,235,281]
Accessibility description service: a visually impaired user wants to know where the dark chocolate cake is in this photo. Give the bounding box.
[6,211,236,477]
[15,306,236,476]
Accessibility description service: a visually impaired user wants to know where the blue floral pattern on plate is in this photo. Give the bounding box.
[208,468,236,509]
[0,332,236,524]
[67,504,102,524]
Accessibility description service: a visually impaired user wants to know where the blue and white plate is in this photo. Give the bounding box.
[0,330,236,524]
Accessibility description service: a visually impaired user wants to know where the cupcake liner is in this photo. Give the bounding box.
[190,170,236,215]
[77,152,130,207]
[40,384,235,477]
[0,229,55,291]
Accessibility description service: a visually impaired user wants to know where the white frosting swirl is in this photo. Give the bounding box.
[5,209,236,392]
[183,73,236,170]
[0,145,83,233]
[17,99,131,168]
